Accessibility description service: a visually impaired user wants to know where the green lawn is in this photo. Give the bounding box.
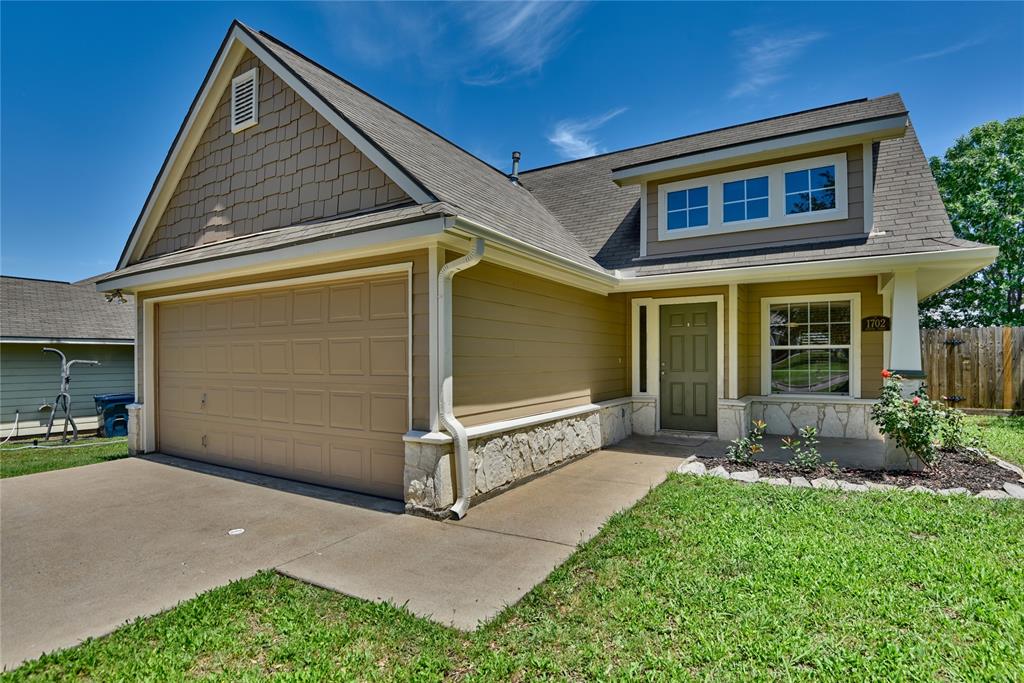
[965,414,1024,467]
[0,436,129,478]
[7,476,1023,681]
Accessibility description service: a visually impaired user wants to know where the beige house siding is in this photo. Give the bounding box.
[740,276,884,399]
[135,250,431,431]
[645,145,865,258]
[624,286,732,397]
[141,50,410,261]
[452,260,628,427]
[0,343,134,436]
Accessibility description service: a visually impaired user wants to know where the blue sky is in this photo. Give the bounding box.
[2,1,1022,282]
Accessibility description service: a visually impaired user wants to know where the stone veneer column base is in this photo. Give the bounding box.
[748,397,883,441]
[126,403,145,456]
[404,398,640,516]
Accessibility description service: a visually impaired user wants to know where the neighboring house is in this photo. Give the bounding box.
[0,275,135,437]
[96,22,997,516]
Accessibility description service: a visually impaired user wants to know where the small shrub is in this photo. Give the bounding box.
[940,406,967,451]
[727,420,766,466]
[870,371,946,466]
[781,425,821,473]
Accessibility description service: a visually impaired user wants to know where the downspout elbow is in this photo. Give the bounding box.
[437,238,485,518]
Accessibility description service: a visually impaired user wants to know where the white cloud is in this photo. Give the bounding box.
[728,26,827,98]
[548,107,627,160]
[320,1,584,86]
[906,38,984,62]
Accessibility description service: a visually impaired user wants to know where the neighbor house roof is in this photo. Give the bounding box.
[0,276,135,342]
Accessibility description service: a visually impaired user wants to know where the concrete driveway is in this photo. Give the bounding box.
[2,441,688,670]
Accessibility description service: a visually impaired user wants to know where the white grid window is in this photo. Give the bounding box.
[767,299,852,394]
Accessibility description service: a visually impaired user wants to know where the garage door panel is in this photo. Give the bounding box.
[294,439,326,475]
[369,336,407,376]
[231,297,258,328]
[231,387,260,420]
[158,273,408,499]
[370,393,408,434]
[259,341,290,374]
[328,338,364,375]
[329,284,363,322]
[329,391,365,430]
[292,287,326,325]
[230,343,258,373]
[292,339,326,374]
[205,386,230,417]
[259,293,289,326]
[293,389,327,427]
[369,279,407,319]
[260,388,291,423]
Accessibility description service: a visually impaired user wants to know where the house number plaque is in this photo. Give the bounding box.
[861,316,891,332]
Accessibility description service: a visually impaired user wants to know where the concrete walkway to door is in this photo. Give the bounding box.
[1,439,692,671]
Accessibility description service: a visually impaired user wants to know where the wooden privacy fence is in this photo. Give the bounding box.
[920,327,1024,412]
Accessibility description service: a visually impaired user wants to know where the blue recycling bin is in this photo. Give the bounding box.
[93,393,135,437]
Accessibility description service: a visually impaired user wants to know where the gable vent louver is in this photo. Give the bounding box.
[230,68,259,134]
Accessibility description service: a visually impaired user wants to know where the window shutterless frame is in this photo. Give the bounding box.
[656,152,848,242]
[759,292,861,398]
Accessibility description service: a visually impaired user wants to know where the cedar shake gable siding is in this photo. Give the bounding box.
[142,51,410,260]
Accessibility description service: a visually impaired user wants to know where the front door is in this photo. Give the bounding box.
[659,303,717,431]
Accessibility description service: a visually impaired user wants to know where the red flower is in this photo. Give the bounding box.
[881,369,892,379]
[912,396,921,406]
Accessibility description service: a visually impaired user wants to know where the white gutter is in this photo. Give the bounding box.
[438,237,485,519]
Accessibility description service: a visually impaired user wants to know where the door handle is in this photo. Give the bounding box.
[660,371,666,376]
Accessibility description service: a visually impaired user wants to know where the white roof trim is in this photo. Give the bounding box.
[612,114,908,186]
[117,24,432,269]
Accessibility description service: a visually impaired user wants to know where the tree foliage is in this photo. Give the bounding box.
[919,117,1023,328]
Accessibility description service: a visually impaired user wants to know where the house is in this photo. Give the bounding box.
[0,275,135,438]
[95,21,997,517]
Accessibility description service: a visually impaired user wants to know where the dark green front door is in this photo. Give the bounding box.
[660,303,717,431]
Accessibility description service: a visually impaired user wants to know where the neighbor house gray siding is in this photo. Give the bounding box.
[0,343,134,437]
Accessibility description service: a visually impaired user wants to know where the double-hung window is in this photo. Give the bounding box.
[723,176,769,223]
[666,186,709,230]
[766,298,854,395]
[785,165,836,215]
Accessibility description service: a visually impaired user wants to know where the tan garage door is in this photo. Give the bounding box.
[157,274,409,499]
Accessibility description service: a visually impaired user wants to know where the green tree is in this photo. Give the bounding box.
[920,117,1023,328]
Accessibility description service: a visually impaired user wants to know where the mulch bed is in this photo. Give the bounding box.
[696,448,1019,494]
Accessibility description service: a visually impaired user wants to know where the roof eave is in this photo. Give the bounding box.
[611,114,908,186]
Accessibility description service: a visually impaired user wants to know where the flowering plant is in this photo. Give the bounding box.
[869,371,945,465]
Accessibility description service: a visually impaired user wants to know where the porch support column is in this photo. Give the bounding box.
[884,269,927,471]
[888,269,925,391]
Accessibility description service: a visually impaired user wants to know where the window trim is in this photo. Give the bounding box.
[760,292,861,399]
[657,152,848,242]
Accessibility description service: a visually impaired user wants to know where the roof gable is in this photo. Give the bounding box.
[117,21,432,268]
[138,49,412,260]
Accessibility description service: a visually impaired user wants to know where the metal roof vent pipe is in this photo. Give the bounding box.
[509,151,521,183]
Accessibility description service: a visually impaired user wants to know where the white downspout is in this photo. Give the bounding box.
[438,238,485,519]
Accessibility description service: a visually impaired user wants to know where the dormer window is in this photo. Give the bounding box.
[666,186,709,229]
[785,165,836,215]
[723,176,769,223]
[656,152,848,242]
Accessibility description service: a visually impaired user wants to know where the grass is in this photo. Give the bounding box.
[6,476,1023,681]
[0,436,129,478]
[964,414,1024,467]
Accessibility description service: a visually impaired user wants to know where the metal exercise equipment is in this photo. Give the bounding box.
[42,347,100,443]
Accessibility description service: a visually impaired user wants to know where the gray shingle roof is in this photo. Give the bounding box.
[1,276,135,341]
[103,202,456,280]
[520,98,985,274]
[243,25,602,273]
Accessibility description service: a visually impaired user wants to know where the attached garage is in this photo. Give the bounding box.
[156,271,410,499]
